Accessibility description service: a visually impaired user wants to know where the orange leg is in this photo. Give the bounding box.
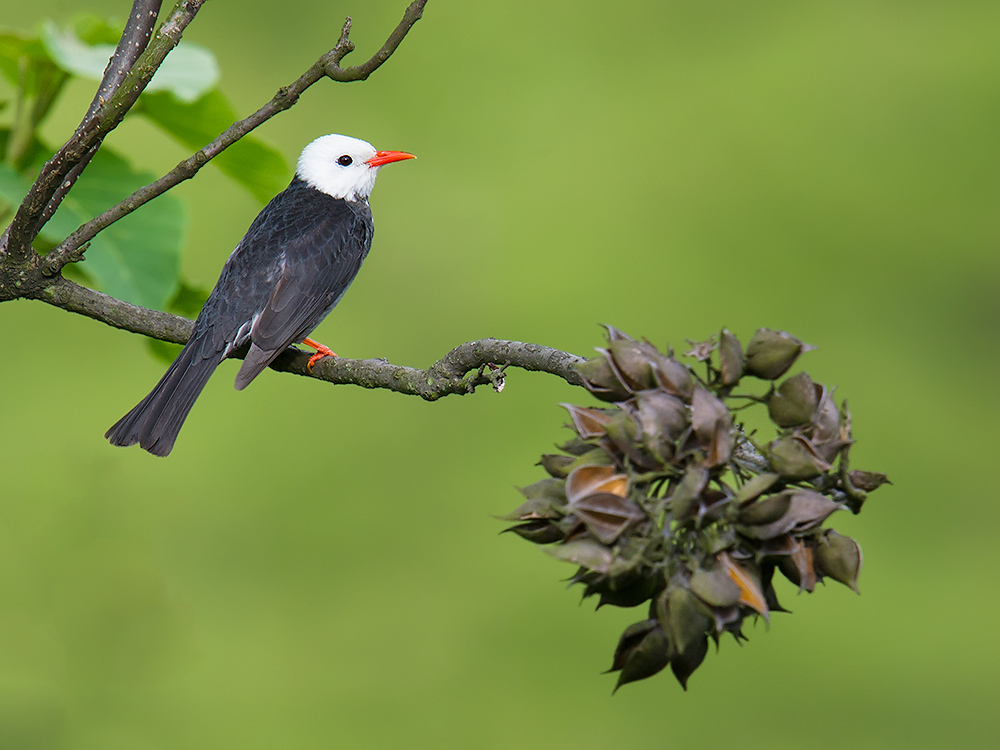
[302,337,338,372]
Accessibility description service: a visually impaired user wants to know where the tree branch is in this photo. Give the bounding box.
[41,0,429,276]
[88,0,164,118]
[41,275,194,343]
[36,276,585,399]
[325,0,428,81]
[276,338,586,400]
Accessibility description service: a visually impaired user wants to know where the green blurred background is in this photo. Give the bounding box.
[2,0,999,747]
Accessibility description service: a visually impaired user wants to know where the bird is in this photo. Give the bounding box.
[106,133,415,456]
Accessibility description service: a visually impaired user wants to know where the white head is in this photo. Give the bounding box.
[295,134,415,202]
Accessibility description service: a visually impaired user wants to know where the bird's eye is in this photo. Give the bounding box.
[337,155,353,166]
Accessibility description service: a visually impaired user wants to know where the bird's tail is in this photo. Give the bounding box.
[105,344,221,456]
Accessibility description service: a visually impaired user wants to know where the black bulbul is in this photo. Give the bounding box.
[106,134,414,456]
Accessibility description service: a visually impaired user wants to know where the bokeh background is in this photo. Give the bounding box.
[2,0,998,747]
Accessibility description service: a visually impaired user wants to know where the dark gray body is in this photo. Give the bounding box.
[106,177,374,456]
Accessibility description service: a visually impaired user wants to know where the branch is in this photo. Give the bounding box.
[88,0,164,118]
[325,0,428,81]
[277,338,585,400]
[36,276,586,399]
[41,275,194,344]
[41,0,429,276]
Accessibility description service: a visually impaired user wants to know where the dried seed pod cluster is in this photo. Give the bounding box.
[500,327,888,691]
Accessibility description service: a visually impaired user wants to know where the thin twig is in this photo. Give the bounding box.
[277,338,585,400]
[326,0,428,81]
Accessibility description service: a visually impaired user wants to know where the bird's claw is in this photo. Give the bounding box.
[303,338,338,372]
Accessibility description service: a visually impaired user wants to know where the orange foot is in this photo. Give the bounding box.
[303,337,338,372]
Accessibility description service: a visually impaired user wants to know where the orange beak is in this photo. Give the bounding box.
[366,150,416,168]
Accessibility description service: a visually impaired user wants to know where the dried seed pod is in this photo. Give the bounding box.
[616,628,672,692]
[594,572,664,609]
[574,353,633,402]
[689,564,742,608]
[768,435,831,480]
[544,539,614,574]
[651,354,695,400]
[606,339,657,392]
[739,490,842,540]
[777,540,818,592]
[631,389,687,462]
[814,530,863,592]
[733,473,780,505]
[610,621,672,692]
[560,403,616,439]
[657,586,713,656]
[745,328,809,380]
[499,478,567,521]
[570,492,646,545]
[848,470,891,492]
[538,453,574,478]
[565,465,628,504]
[690,386,733,467]
[668,465,709,521]
[602,409,643,460]
[810,389,852,462]
[670,632,709,690]
[767,372,819,427]
[502,520,566,544]
[608,619,660,673]
[718,329,745,385]
[718,552,769,617]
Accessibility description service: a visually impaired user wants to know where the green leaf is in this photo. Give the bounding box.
[165,278,209,318]
[144,42,218,102]
[0,159,32,208]
[39,22,112,83]
[139,89,288,202]
[71,15,124,46]
[0,31,68,168]
[40,21,218,102]
[48,148,187,309]
[0,29,54,89]
[146,338,183,364]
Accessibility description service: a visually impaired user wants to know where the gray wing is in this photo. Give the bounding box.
[233,201,373,389]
